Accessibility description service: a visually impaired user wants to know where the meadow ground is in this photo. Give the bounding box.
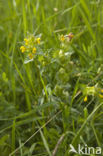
[0,0,103,156]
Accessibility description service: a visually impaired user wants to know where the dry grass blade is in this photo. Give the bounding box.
[52,133,65,156]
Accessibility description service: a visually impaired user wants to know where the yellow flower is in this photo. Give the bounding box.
[20,46,26,53]
[32,47,36,54]
[99,94,103,98]
[84,96,88,102]
[24,38,29,45]
[101,89,103,93]
[36,38,41,44]
[60,35,65,41]
[28,53,34,59]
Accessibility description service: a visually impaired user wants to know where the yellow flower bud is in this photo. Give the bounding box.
[84,96,88,102]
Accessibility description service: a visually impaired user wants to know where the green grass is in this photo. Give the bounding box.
[0,0,103,155]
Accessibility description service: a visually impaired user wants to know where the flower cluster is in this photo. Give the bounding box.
[60,32,74,42]
[20,35,41,60]
[83,86,103,102]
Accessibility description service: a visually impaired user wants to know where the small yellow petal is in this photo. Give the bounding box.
[32,47,36,54]
[20,46,23,49]
[20,46,26,53]
[24,38,29,45]
[84,96,88,102]
[24,38,27,41]
[36,38,40,44]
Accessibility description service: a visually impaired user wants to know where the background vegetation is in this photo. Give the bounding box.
[0,0,103,155]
